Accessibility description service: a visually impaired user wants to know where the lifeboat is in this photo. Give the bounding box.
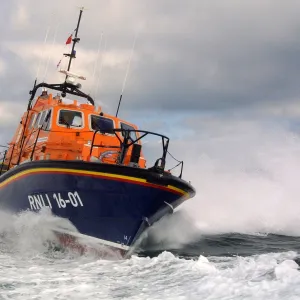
[0,9,196,258]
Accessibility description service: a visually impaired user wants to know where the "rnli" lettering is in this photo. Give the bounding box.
[28,191,83,210]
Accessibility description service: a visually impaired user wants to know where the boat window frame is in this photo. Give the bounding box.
[119,121,138,141]
[88,114,115,135]
[56,108,85,129]
[33,112,42,129]
[38,110,48,128]
[28,112,36,130]
[41,108,53,131]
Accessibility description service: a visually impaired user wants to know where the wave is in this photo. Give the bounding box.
[0,208,78,256]
[148,123,300,248]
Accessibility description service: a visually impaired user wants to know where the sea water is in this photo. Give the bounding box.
[0,209,299,300]
[2,123,300,299]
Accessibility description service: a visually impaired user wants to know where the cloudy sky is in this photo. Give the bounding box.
[2,0,300,133]
[2,0,300,159]
[3,0,300,233]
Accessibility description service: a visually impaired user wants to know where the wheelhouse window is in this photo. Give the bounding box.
[90,115,114,134]
[33,112,41,129]
[28,113,36,130]
[120,122,137,140]
[42,110,52,130]
[59,110,83,128]
[38,110,48,127]
[31,110,52,130]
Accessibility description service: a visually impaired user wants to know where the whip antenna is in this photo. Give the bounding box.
[94,35,107,101]
[115,33,138,117]
[35,26,50,84]
[90,32,103,95]
[43,22,59,82]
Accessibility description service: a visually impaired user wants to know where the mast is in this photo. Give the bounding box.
[17,8,90,167]
[65,8,84,80]
[28,7,94,106]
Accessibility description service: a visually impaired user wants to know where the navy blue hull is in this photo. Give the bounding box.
[0,160,195,254]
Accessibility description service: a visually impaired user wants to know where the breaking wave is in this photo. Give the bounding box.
[147,122,300,248]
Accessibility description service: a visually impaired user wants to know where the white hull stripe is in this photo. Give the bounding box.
[53,228,130,251]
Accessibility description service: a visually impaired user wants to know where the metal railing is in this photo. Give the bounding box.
[0,128,185,178]
[90,128,184,177]
[0,145,8,174]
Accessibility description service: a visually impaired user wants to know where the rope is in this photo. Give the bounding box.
[167,150,182,163]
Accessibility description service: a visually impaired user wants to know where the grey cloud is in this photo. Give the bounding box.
[2,0,300,140]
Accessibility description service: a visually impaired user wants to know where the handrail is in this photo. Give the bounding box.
[0,149,7,174]
[30,127,42,161]
[0,127,185,178]
[90,128,170,173]
[29,82,95,107]
[0,144,15,174]
[7,144,15,169]
[167,150,184,178]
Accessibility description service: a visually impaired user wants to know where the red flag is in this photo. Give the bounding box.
[66,34,72,45]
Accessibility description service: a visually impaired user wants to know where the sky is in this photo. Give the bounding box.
[2,0,300,133]
[1,1,300,145]
[3,0,300,234]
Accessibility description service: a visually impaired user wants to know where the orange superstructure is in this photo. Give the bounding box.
[5,90,146,170]
[1,6,172,176]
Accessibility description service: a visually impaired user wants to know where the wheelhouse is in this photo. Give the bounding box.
[2,89,149,169]
[1,71,184,178]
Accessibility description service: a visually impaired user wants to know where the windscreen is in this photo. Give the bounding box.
[120,122,137,140]
[91,115,114,134]
[59,110,83,128]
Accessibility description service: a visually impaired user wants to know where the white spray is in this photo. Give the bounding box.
[149,120,300,247]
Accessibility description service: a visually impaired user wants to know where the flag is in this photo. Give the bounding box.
[66,34,72,45]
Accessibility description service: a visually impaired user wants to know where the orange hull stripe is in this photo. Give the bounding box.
[0,167,189,197]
